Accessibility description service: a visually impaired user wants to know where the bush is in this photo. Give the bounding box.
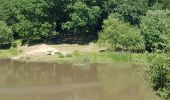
[148,54,170,99]
[0,21,13,47]
[0,48,21,57]
[141,10,170,53]
[11,39,22,48]
[98,14,145,52]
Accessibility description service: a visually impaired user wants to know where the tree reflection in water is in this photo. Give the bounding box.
[0,59,159,100]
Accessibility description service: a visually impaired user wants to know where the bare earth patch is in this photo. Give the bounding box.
[11,43,105,59]
[51,43,104,54]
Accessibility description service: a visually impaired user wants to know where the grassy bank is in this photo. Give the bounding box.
[21,51,147,64]
[0,48,21,58]
[68,52,147,63]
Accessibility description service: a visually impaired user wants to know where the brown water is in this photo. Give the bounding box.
[0,59,159,100]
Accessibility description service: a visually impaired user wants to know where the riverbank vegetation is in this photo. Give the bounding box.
[21,51,146,63]
[148,54,170,100]
[0,48,21,58]
[0,0,169,52]
[0,0,170,99]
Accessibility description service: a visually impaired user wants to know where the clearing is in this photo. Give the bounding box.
[11,43,105,59]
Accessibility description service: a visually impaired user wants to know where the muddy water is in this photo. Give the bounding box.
[0,59,159,100]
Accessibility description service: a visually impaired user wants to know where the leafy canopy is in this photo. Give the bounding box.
[141,10,170,52]
[0,21,13,45]
[62,1,100,34]
[98,14,145,52]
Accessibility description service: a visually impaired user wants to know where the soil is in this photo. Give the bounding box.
[11,43,105,59]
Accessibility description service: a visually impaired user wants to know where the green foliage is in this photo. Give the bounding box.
[0,0,57,43]
[160,88,170,100]
[151,0,170,10]
[101,0,149,25]
[161,0,170,9]
[148,54,170,99]
[98,14,145,52]
[0,0,170,54]
[0,21,13,46]
[11,39,22,48]
[62,1,100,34]
[141,10,170,52]
[70,51,142,62]
[0,48,21,58]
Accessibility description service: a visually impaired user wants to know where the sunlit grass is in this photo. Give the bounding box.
[18,50,147,64]
[0,48,21,58]
[69,52,147,63]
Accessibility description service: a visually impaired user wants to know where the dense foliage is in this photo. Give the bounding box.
[62,1,101,34]
[0,21,13,46]
[101,0,149,25]
[0,0,56,43]
[98,14,145,52]
[141,10,170,53]
[0,0,169,47]
[148,54,170,100]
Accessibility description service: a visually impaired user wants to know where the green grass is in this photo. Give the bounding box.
[0,42,146,64]
[0,48,21,58]
[70,52,147,63]
[22,51,147,64]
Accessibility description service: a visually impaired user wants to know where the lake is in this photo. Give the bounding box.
[0,59,159,100]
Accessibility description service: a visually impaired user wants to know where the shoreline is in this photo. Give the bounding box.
[0,44,147,63]
[7,52,147,64]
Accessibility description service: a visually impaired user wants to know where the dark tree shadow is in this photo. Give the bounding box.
[0,44,11,49]
[28,33,98,46]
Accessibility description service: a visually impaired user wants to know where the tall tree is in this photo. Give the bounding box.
[141,10,170,52]
[0,0,57,43]
[61,0,101,35]
[100,0,149,25]
[0,21,13,46]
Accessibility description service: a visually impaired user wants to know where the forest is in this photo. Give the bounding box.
[0,0,170,99]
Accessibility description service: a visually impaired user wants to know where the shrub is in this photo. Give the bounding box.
[98,14,145,52]
[148,54,170,99]
[11,39,22,48]
[141,10,170,53]
[0,21,13,47]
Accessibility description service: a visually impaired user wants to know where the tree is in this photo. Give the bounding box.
[62,0,101,35]
[161,0,170,9]
[141,10,170,52]
[0,21,13,46]
[0,0,57,43]
[98,14,145,52]
[100,0,149,25]
[151,0,170,10]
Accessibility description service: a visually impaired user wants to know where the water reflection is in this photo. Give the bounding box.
[0,59,159,100]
